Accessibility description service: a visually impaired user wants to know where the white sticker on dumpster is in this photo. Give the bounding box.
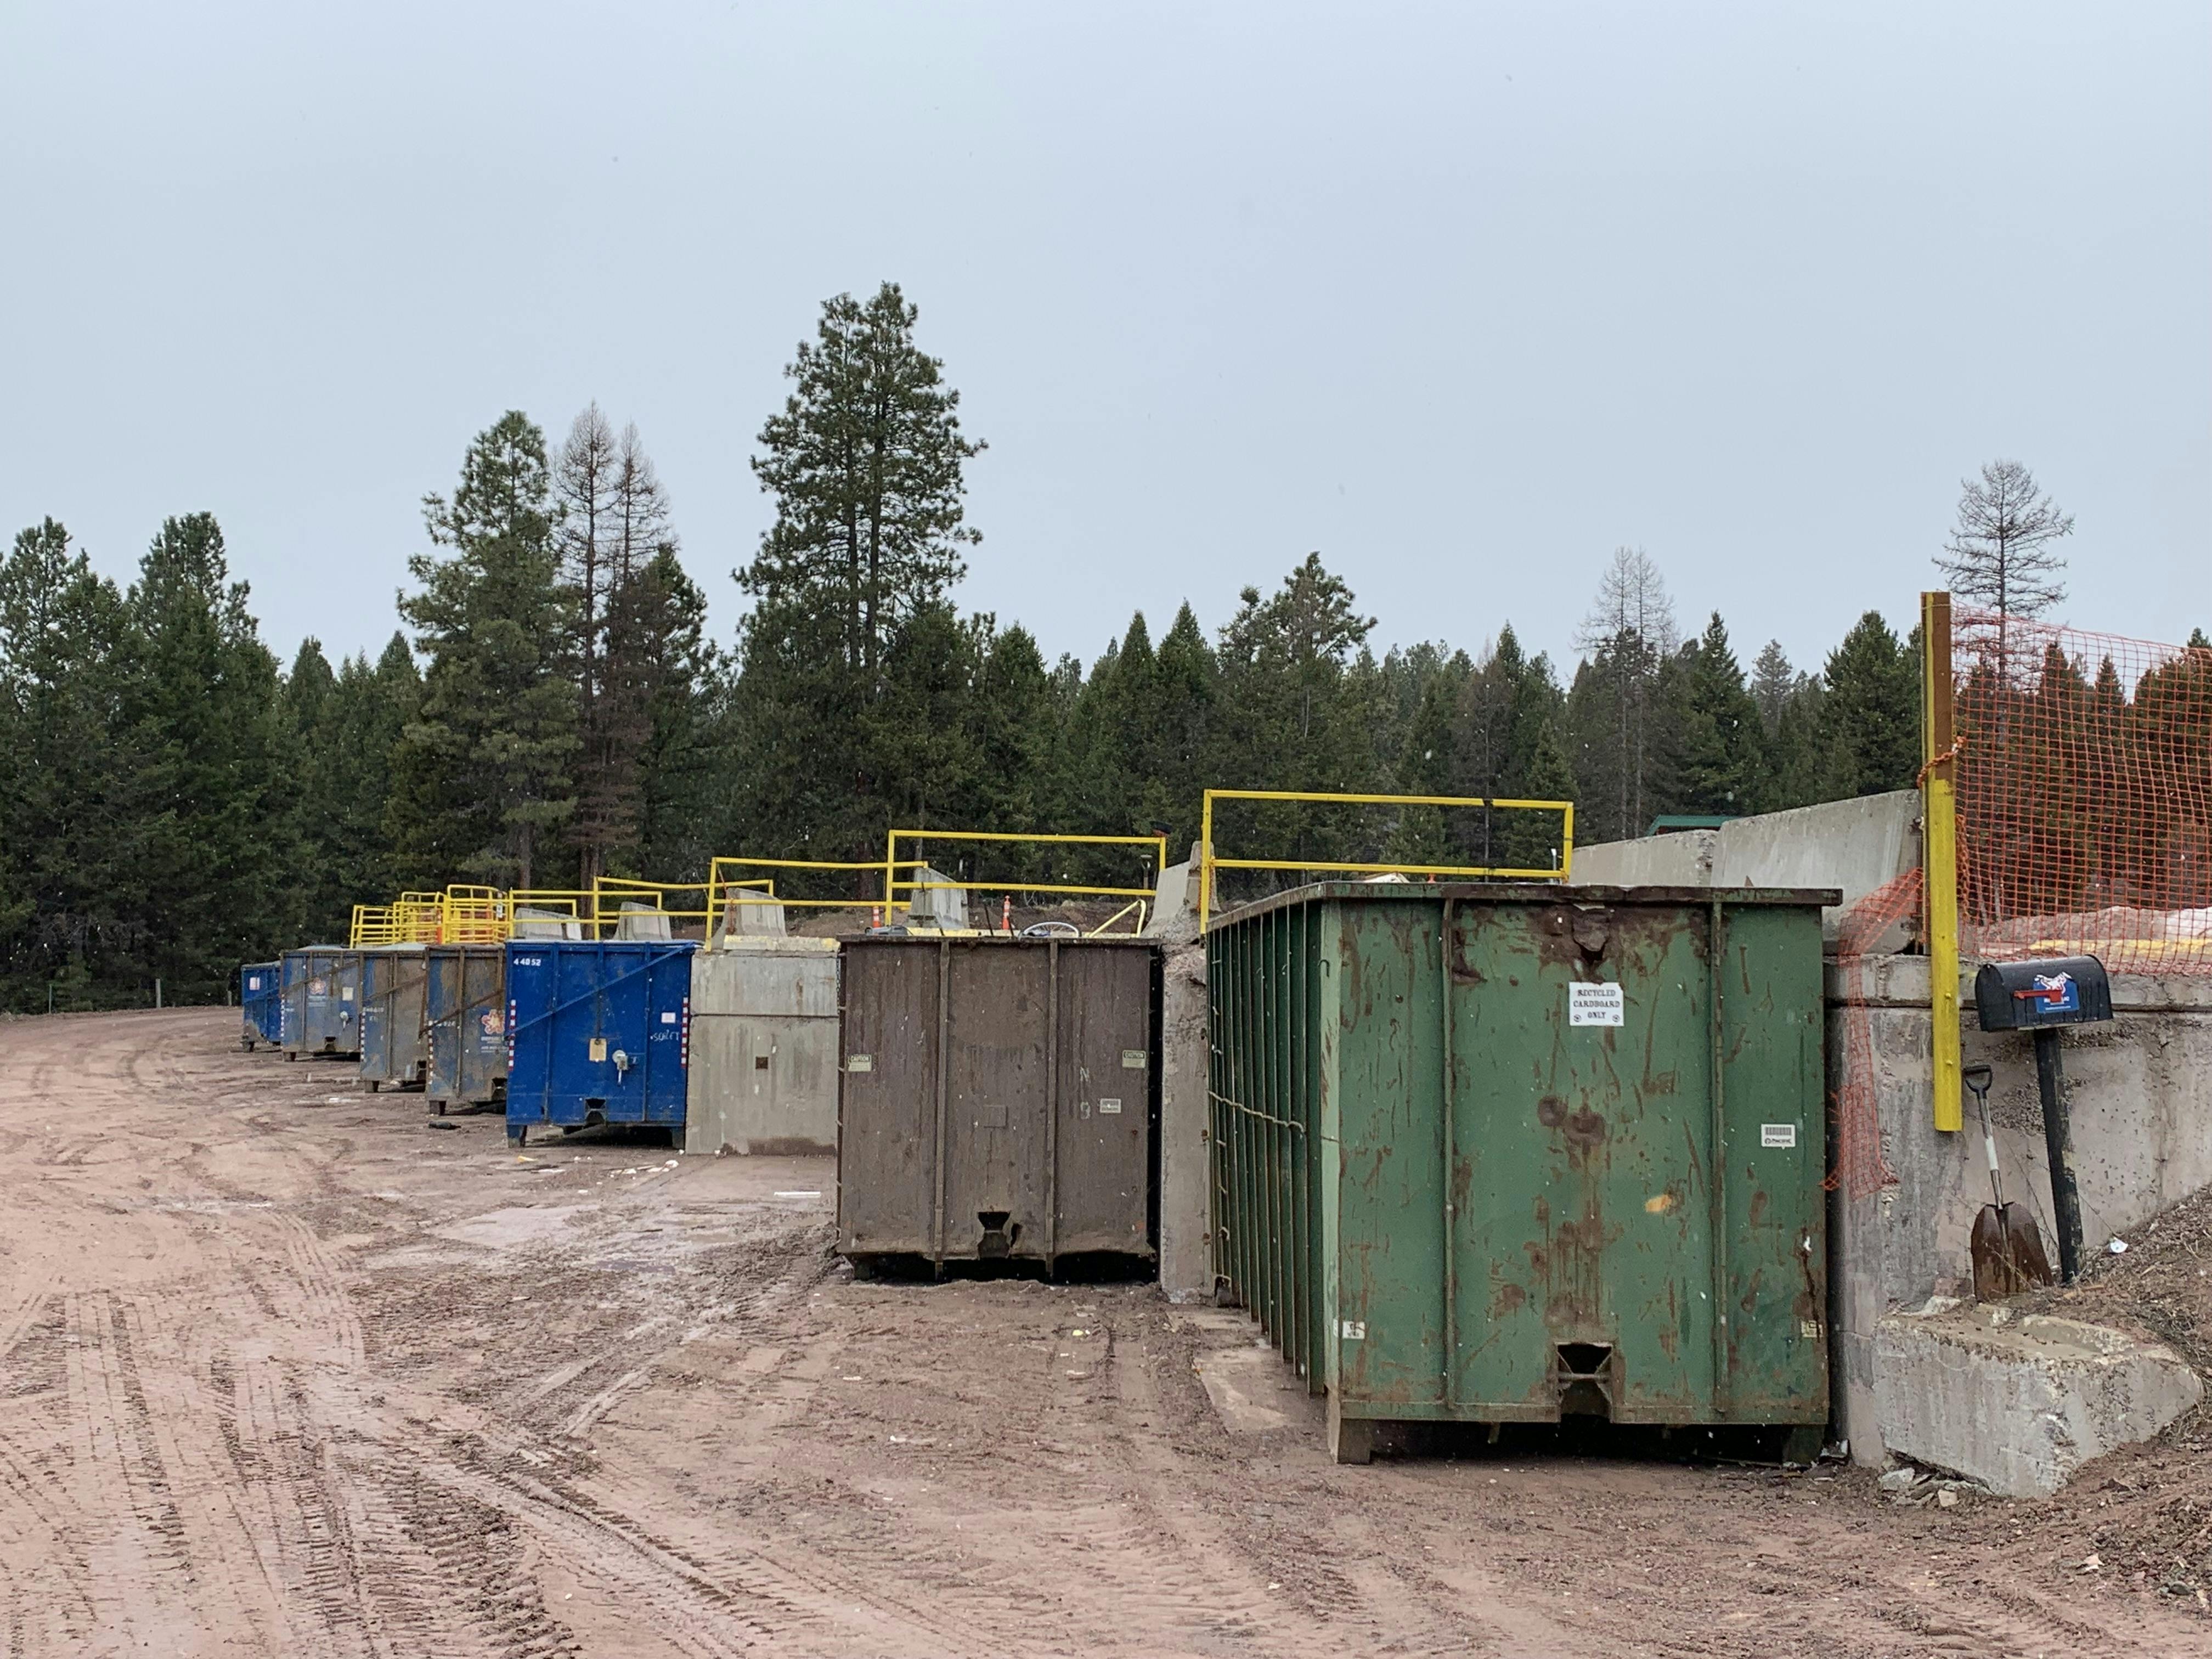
[660,1011,677,1024]
[1761,1123,1798,1149]
[1568,983,1624,1026]
[1121,1049,1147,1069]
[848,1054,873,1073]
[1340,1320,1366,1340]
[1099,1097,1122,1115]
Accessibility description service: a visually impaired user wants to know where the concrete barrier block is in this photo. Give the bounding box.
[1872,1304,2203,1496]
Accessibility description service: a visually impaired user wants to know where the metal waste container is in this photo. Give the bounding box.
[280,947,362,1059]
[686,936,842,1156]
[1207,883,1835,1462]
[358,945,430,1090]
[504,939,698,1145]
[424,945,508,1114]
[837,935,1159,1269]
[240,961,281,1049]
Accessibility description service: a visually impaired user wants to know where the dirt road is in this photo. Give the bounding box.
[0,1009,2202,1657]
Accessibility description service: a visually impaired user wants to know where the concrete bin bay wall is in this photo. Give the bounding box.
[1829,955,2212,1465]
[686,938,841,1157]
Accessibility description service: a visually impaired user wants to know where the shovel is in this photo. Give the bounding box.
[1964,1064,2053,1300]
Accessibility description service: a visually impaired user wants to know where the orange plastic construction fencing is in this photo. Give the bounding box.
[1951,607,2212,976]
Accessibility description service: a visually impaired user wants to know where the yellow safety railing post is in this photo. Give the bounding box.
[1922,591,1962,1135]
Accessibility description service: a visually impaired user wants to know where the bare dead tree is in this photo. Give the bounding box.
[609,422,676,587]
[1575,546,1676,838]
[552,404,622,883]
[1936,459,2073,682]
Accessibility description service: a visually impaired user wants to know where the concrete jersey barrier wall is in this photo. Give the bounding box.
[1573,792,1920,938]
[1826,954,2212,1465]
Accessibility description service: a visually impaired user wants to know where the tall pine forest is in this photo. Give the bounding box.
[3,281,1956,1009]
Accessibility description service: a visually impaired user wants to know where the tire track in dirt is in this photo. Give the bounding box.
[61,1291,201,1652]
[0,1291,48,1358]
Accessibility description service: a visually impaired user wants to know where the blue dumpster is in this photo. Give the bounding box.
[358,946,430,1090]
[504,940,697,1146]
[281,947,362,1059]
[240,961,282,1049]
[424,945,508,1114]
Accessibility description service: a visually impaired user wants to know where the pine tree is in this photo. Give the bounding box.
[1146,603,1219,857]
[291,635,422,936]
[1749,640,1796,732]
[622,550,719,883]
[0,520,134,1004]
[964,621,1062,867]
[120,513,291,996]
[733,284,983,861]
[1675,612,1768,816]
[1210,554,1383,887]
[1814,612,1920,799]
[390,413,577,890]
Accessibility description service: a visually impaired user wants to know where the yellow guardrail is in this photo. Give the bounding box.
[1197,789,1575,930]
[883,829,1169,920]
[706,856,917,930]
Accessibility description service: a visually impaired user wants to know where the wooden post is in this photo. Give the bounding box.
[1921,590,1962,1135]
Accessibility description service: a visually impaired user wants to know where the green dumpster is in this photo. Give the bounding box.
[1206,882,1836,1463]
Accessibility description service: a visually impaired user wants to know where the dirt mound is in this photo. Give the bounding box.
[1962,1186,2212,1612]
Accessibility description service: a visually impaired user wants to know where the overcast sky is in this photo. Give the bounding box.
[4,2,2206,680]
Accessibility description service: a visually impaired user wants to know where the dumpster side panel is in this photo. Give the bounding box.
[1327,899,1449,1415]
[940,944,1051,1259]
[1051,943,1154,1258]
[358,950,430,1086]
[241,962,281,1046]
[283,948,359,1056]
[1449,899,1717,1423]
[686,945,840,1155]
[838,941,942,1256]
[1714,902,1829,1421]
[425,946,509,1108]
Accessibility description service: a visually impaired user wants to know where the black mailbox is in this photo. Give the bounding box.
[1973,956,2112,1032]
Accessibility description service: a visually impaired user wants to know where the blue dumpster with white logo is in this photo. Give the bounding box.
[281,947,362,1059]
[504,940,697,1145]
[240,961,282,1049]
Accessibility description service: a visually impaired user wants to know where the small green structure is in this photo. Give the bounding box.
[1206,882,1835,1462]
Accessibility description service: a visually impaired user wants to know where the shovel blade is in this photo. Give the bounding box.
[1972,1203,2055,1301]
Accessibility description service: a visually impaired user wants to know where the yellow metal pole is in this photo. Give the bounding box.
[1922,590,1962,1135]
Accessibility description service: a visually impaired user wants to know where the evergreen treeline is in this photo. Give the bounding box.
[3,282,1946,1011]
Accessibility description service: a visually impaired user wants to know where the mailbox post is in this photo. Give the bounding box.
[1972,956,2113,1284]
